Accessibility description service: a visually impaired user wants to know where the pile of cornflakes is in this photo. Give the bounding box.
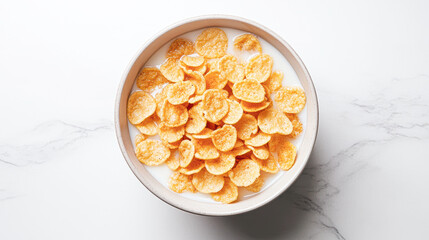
[127,28,306,204]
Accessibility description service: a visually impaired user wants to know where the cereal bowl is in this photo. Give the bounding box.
[115,15,318,216]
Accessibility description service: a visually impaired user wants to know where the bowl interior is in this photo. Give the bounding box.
[115,15,318,216]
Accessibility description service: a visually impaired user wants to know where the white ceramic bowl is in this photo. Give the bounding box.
[115,15,318,216]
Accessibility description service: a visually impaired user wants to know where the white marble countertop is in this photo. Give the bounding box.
[1,0,428,239]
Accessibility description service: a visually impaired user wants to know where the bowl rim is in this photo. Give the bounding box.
[115,14,319,216]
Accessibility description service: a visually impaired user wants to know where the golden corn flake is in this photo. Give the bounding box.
[192,138,219,160]
[232,79,265,103]
[167,81,196,105]
[231,145,251,156]
[206,58,220,72]
[286,113,303,138]
[178,140,195,167]
[185,103,207,134]
[134,133,147,146]
[241,98,271,112]
[251,154,279,173]
[165,154,180,170]
[277,141,297,171]
[158,122,184,143]
[257,108,292,135]
[134,116,158,136]
[245,54,273,83]
[234,139,244,148]
[211,178,238,204]
[167,38,195,59]
[248,145,269,160]
[160,57,185,82]
[136,67,168,93]
[188,94,203,104]
[217,55,245,83]
[155,85,170,118]
[181,55,205,67]
[234,114,258,140]
[178,159,205,175]
[160,100,188,127]
[233,34,262,53]
[244,131,272,147]
[192,168,225,193]
[211,125,237,152]
[186,72,206,95]
[264,71,283,92]
[195,28,228,58]
[135,139,170,166]
[245,175,264,192]
[191,128,213,139]
[228,159,260,187]
[205,152,235,175]
[205,71,228,89]
[202,89,229,123]
[168,171,196,193]
[275,86,306,113]
[163,139,181,150]
[127,91,156,125]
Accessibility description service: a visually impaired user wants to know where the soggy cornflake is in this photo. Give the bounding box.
[186,103,207,134]
[241,98,271,112]
[233,34,262,53]
[251,154,279,173]
[168,171,196,193]
[286,113,303,138]
[211,125,237,152]
[245,175,264,192]
[178,159,205,175]
[134,116,158,136]
[167,81,195,105]
[192,138,219,160]
[202,89,229,123]
[134,133,147,146]
[232,79,265,103]
[160,100,188,127]
[127,91,156,125]
[245,54,273,83]
[277,141,297,171]
[275,86,306,113]
[181,55,205,67]
[178,140,195,167]
[167,38,195,59]
[217,55,245,83]
[228,159,260,187]
[205,71,228,89]
[257,108,292,135]
[195,28,228,58]
[244,131,272,147]
[136,67,168,93]
[186,72,206,95]
[158,122,184,143]
[205,152,236,175]
[234,114,258,140]
[135,139,170,166]
[264,71,283,92]
[192,168,225,193]
[248,145,269,160]
[211,178,238,204]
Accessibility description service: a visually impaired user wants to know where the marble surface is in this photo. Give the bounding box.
[1,0,428,239]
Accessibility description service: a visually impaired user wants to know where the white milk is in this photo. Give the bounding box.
[128,28,307,203]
